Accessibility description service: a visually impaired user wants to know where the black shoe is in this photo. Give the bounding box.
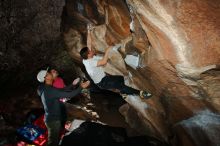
[120,93,128,99]
[140,91,152,99]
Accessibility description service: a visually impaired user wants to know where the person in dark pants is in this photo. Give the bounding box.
[37,69,90,146]
[96,75,140,95]
[50,68,81,127]
[79,26,152,99]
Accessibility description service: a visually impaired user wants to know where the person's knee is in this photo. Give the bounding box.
[115,75,124,80]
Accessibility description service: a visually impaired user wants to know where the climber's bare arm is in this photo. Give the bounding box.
[97,46,112,66]
[87,28,92,51]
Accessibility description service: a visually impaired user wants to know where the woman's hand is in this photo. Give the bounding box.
[80,80,90,89]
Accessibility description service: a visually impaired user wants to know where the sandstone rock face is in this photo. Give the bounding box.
[62,0,220,145]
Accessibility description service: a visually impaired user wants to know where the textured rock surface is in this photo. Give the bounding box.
[0,0,80,91]
[62,0,220,145]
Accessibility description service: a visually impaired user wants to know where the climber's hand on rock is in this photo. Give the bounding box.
[112,44,122,51]
[87,23,95,31]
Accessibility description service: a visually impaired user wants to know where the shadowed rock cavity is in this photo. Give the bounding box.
[0,0,81,93]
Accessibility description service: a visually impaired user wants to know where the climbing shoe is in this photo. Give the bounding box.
[120,93,128,100]
[140,91,152,99]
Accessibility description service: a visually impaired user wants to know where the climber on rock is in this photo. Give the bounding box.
[79,24,152,99]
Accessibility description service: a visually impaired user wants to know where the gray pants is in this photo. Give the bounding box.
[45,120,62,146]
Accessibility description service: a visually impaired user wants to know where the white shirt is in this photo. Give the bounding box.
[83,56,106,84]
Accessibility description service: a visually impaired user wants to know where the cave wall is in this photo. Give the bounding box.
[62,0,220,145]
[0,0,80,92]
